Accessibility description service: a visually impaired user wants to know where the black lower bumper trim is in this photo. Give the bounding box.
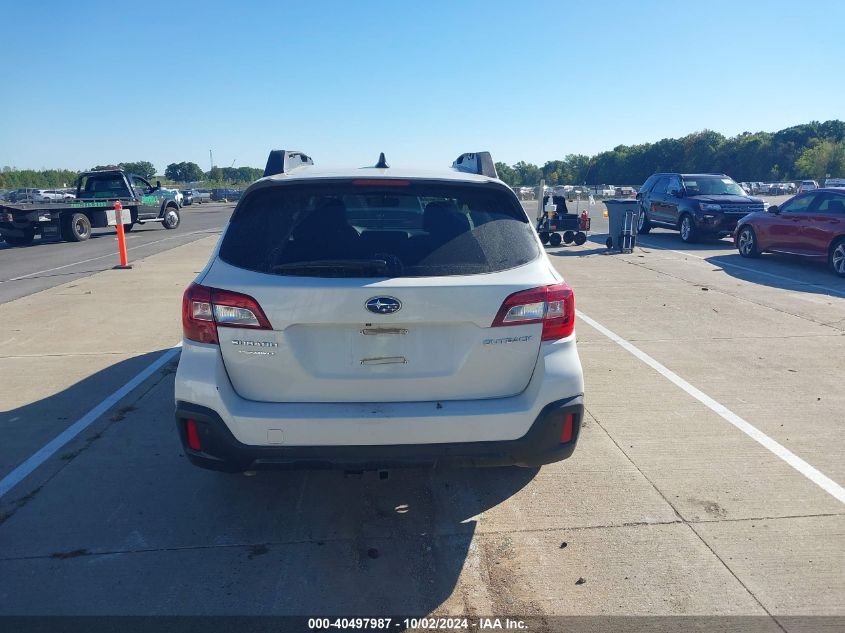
[175,397,583,472]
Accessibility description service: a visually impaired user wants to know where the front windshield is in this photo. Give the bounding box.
[682,176,746,196]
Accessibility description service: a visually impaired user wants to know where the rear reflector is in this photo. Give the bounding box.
[491,283,575,341]
[560,413,574,444]
[182,283,272,344]
[185,419,202,451]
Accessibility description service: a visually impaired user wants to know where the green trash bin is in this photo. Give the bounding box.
[604,199,639,253]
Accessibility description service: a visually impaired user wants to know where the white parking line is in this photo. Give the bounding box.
[0,345,181,499]
[1,230,219,283]
[637,238,845,299]
[577,309,845,505]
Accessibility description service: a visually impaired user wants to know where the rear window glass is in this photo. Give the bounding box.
[80,175,130,197]
[219,181,538,278]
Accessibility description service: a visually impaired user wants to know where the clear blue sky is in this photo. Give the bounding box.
[2,0,843,174]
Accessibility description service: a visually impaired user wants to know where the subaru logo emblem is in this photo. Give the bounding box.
[365,296,402,315]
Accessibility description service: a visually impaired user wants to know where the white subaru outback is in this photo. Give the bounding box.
[175,150,584,472]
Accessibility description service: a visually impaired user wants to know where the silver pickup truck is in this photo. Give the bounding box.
[182,189,212,205]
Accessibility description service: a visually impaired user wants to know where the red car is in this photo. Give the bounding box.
[735,188,845,276]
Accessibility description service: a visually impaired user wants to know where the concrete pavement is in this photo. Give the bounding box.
[0,213,842,628]
[0,236,217,483]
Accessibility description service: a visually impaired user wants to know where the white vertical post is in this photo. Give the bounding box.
[537,178,545,220]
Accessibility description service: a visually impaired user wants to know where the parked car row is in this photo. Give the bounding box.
[736,180,843,196]
[633,172,845,276]
[513,184,637,201]
[1,188,76,202]
[211,187,243,201]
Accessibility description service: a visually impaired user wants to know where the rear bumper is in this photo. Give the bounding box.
[176,397,583,472]
[174,335,585,471]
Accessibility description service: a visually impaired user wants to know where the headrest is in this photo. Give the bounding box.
[423,201,470,236]
[294,198,348,240]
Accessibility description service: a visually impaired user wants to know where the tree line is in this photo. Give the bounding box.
[0,160,264,189]
[495,120,845,187]
[4,121,843,190]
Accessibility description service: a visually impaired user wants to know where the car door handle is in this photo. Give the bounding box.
[830,219,841,224]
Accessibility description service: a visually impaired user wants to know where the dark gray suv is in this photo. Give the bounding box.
[637,173,765,243]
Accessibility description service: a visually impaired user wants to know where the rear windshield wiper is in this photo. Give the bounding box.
[271,259,391,274]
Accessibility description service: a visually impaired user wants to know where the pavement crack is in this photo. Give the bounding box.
[686,511,845,524]
[0,519,698,564]
[684,522,788,632]
[587,405,788,631]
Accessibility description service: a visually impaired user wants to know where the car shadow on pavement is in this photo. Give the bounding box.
[546,246,609,257]
[705,252,844,296]
[577,233,844,296]
[0,350,540,616]
[622,232,737,252]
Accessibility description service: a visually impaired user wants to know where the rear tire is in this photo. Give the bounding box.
[3,229,35,246]
[737,225,760,258]
[637,208,652,234]
[830,238,845,277]
[562,230,575,244]
[574,232,587,246]
[679,214,698,243]
[61,212,91,242]
[162,207,181,230]
[539,231,550,245]
[549,233,562,247]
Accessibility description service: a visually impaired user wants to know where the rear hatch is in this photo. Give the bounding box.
[202,177,554,403]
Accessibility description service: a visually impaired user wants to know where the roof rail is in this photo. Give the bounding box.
[452,152,498,179]
[263,150,314,177]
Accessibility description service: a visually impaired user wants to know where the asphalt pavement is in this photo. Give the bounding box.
[0,196,842,629]
[0,202,234,304]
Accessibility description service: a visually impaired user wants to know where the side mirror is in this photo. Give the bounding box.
[768,205,780,214]
[668,188,681,197]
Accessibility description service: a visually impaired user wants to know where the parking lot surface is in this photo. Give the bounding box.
[0,199,842,629]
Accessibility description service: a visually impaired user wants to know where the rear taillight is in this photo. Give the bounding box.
[491,283,575,341]
[182,283,272,344]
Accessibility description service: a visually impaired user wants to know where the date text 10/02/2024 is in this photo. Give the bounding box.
[307,618,528,630]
